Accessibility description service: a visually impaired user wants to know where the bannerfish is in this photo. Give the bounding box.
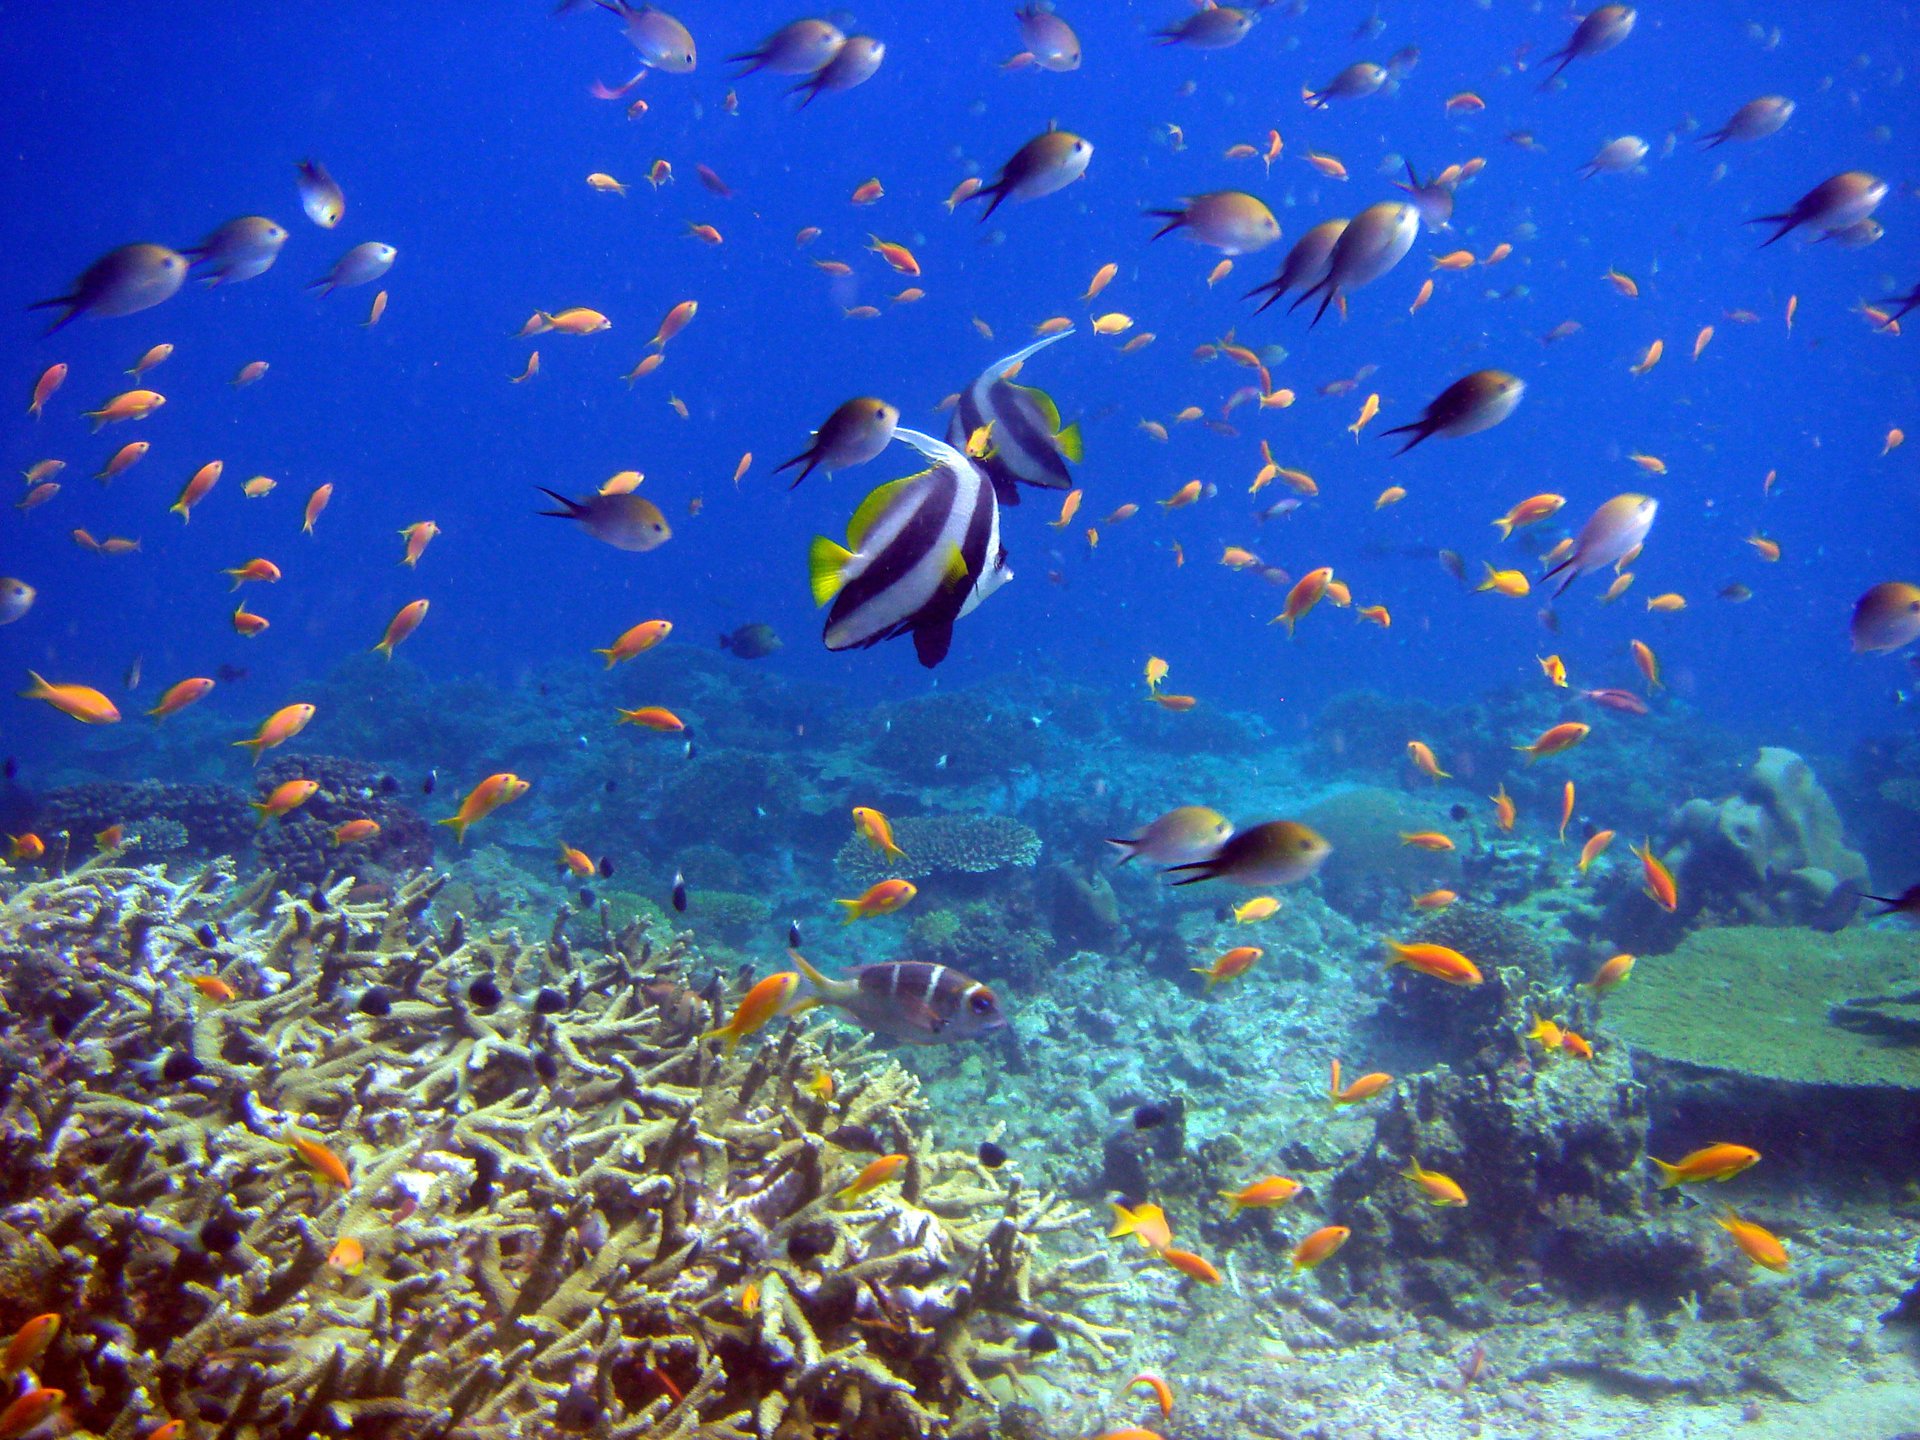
[788,950,1006,1044]
[947,330,1082,505]
[536,488,672,551]
[808,428,1011,668]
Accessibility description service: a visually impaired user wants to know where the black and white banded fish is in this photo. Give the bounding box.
[788,950,1006,1044]
[807,427,1011,668]
[946,331,1082,506]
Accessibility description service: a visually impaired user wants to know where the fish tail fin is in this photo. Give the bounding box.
[1108,1204,1139,1238]
[593,648,618,668]
[20,671,49,700]
[698,1022,740,1055]
[1219,1192,1244,1216]
[1105,838,1138,864]
[249,800,272,823]
[1055,421,1084,463]
[169,501,191,522]
[1492,517,1514,539]
[786,949,838,1002]
[534,486,585,520]
[808,536,856,606]
[1164,859,1216,886]
[437,815,470,844]
[974,180,1009,222]
[1145,211,1185,243]
[1650,1156,1683,1189]
[373,639,394,660]
[883,840,907,859]
[1191,966,1216,989]
[1748,212,1794,248]
[834,899,862,922]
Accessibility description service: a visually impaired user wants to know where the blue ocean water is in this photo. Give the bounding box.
[2,1,1913,766]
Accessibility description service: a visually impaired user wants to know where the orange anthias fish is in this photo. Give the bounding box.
[1402,1159,1468,1207]
[1109,1201,1173,1252]
[327,1236,366,1276]
[232,703,316,764]
[1633,839,1678,911]
[1578,829,1616,873]
[1329,1058,1393,1106]
[594,619,672,666]
[21,672,121,725]
[1490,783,1516,832]
[836,878,916,922]
[1406,740,1450,780]
[187,974,236,1002]
[1412,889,1456,910]
[1650,1143,1759,1188]
[1716,1208,1789,1271]
[439,773,530,844]
[373,600,429,658]
[332,819,381,847]
[702,971,803,1054]
[616,706,686,731]
[1385,940,1484,986]
[0,1389,64,1440]
[1220,1176,1301,1214]
[1192,945,1262,990]
[289,1135,352,1189]
[1586,953,1635,994]
[836,1153,908,1201]
[1159,1247,1222,1285]
[1126,1372,1175,1418]
[1399,831,1455,851]
[1292,1225,1350,1270]
[252,779,319,822]
[1526,1014,1564,1053]
[1558,782,1576,842]
[1275,567,1334,635]
[852,806,906,858]
[1515,721,1590,763]
[2,1314,59,1377]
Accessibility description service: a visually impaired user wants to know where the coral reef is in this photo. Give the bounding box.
[0,860,1126,1440]
[835,816,1042,886]
[29,779,254,866]
[255,755,435,885]
[1607,925,1920,1093]
[869,694,1044,784]
[1661,747,1870,934]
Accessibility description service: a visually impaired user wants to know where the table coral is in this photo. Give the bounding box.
[0,859,1126,1440]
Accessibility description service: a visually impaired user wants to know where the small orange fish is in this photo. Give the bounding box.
[1407,740,1450,780]
[1048,489,1084,529]
[1650,1143,1757,1189]
[1477,563,1531,598]
[1109,1202,1173,1252]
[1083,262,1118,300]
[1347,392,1379,439]
[1329,1058,1393,1106]
[1159,1247,1222,1285]
[616,705,686,731]
[1411,889,1456,910]
[289,1134,352,1189]
[684,222,723,246]
[231,605,269,637]
[0,1389,64,1440]
[1385,940,1483,986]
[866,235,920,275]
[1431,250,1476,271]
[1633,839,1678,911]
[2,1314,60,1377]
[623,354,665,384]
[438,772,530,843]
[1304,151,1348,180]
[702,972,803,1054]
[594,619,672,666]
[1147,693,1197,712]
[187,974,236,1002]
[365,290,387,327]
[510,351,540,384]
[1482,243,1512,265]
[97,441,150,481]
[1410,277,1434,314]
[1745,534,1780,562]
[1646,592,1686,613]
[170,461,223,521]
[1629,338,1664,375]
[1192,946,1262,991]
[1560,1029,1594,1060]
[1630,638,1662,691]
[232,360,269,387]
[1445,91,1485,113]
[5,835,44,862]
[1586,953,1635,994]
[20,672,120,725]
[1558,781,1576,842]
[332,819,382,847]
[84,388,166,430]
[1539,654,1568,687]
[1526,1014,1564,1053]
[1291,1225,1350,1270]
[836,1153,907,1201]
[28,363,66,419]
[1492,493,1564,538]
[1126,1372,1175,1418]
[1716,1208,1789,1270]
[1692,325,1714,361]
[1376,485,1406,510]
[1219,1176,1301,1214]
[94,824,124,853]
[835,878,916,922]
[1577,829,1616,874]
[252,778,319,823]
[1159,479,1202,510]
[223,557,281,589]
[1515,721,1590,763]
[1356,603,1392,627]
[1274,566,1334,635]
[1603,268,1639,297]
[303,483,334,535]
[327,1236,366,1275]
[1402,1159,1467,1207]
[373,599,430,658]
[850,177,885,205]
[232,702,315,763]
[651,299,698,349]
[1399,831,1455,851]
[1490,783,1516,832]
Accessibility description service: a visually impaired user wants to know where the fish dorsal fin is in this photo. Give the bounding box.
[1014,383,1061,432]
[808,537,856,606]
[845,475,920,550]
[1055,420,1084,463]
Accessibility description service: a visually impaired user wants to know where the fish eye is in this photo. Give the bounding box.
[970,991,995,1015]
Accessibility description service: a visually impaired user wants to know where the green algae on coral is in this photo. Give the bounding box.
[1607,925,1920,1090]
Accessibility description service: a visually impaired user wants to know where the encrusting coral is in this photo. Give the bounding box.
[834,817,1043,886]
[0,857,1125,1440]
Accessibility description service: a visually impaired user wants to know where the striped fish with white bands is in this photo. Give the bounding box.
[808,428,1011,668]
[947,330,1083,505]
[788,950,1007,1044]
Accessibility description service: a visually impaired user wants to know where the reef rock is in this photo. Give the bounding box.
[1664,747,1869,932]
[836,814,1042,885]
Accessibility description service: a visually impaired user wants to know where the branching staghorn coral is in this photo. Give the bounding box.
[0,857,1125,1440]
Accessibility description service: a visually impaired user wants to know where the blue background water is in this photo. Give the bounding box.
[1,1,1914,768]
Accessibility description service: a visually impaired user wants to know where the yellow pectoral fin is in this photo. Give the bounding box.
[808,537,856,606]
[941,543,971,590]
[1055,420,1084,464]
